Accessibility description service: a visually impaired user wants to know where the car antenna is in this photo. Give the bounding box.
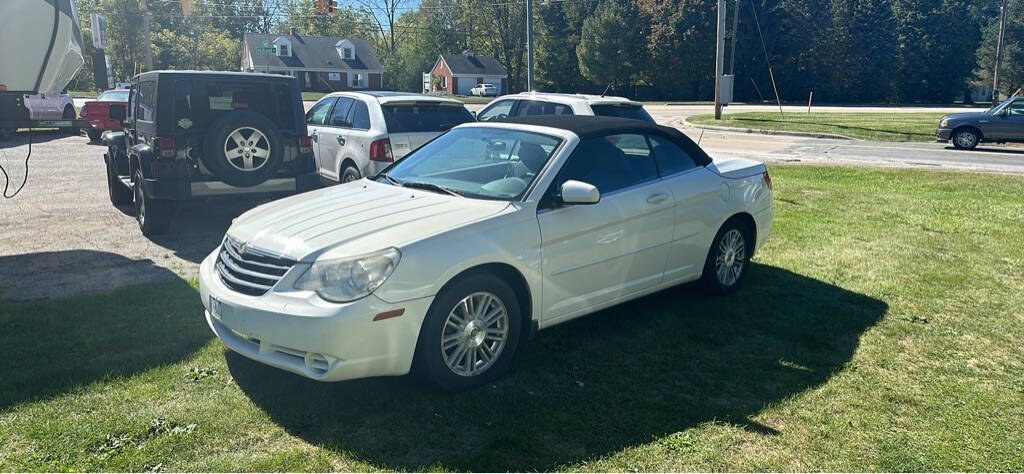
[697,129,705,146]
[601,83,612,97]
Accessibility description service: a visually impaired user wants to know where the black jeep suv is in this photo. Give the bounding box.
[104,71,318,235]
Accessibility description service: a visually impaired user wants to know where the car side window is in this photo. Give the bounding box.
[648,134,697,175]
[477,100,515,121]
[137,81,156,122]
[516,100,573,117]
[349,100,371,130]
[328,97,355,127]
[555,133,658,195]
[306,97,337,125]
[1007,100,1024,116]
[127,87,137,120]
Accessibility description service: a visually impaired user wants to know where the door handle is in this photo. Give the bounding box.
[647,193,669,204]
[311,133,318,142]
[337,136,346,145]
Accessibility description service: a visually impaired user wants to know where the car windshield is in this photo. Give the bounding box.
[380,127,562,200]
[590,104,655,122]
[97,90,129,102]
[988,97,1015,114]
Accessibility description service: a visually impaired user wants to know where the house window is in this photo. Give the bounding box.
[344,48,353,59]
[277,44,289,56]
[351,73,364,88]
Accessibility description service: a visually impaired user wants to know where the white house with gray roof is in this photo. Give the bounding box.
[241,28,383,92]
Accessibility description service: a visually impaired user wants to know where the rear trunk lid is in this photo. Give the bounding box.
[387,131,439,159]
[707,156,766,179]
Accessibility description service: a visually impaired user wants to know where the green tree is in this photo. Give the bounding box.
[634,0,716,98]
[576,0,643,90]
[975,0,1024,99]
[813,0,897,102]
[892,0,981,102]
[535,0,594,92]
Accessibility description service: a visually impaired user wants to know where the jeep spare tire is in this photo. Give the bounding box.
[202,111,285,187]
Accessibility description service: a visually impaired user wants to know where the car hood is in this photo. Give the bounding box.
[225,180,510,262]
[942,112,988,123]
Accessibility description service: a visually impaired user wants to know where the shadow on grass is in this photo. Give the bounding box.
[732,117,932,139]
[230,263,887,471]
[0,252,210,410]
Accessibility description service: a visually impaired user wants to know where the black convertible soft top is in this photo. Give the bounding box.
[500,115,712,166]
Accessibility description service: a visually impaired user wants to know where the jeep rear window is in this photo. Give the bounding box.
[204,81,296,132]
[381,103,474,133]
[590,104,654,122]
[174,80,192,131]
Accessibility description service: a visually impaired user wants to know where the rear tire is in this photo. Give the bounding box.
[87,128,103,142]
[414,273,523,391]
[340,163,361,183]
[61,105,78,134]
[700,219,754,295]
[952,127,979,150]
[107,161,132,206]
[133,169,172,236]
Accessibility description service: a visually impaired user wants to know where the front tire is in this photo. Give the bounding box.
[414,273,523,391]
[133,169,173,235]
[87,127,103,142]
[952,127,980,150]
[700,219,753,295]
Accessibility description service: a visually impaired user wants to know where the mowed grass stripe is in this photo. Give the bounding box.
[1,165,1022,471]
[690,112,948,142]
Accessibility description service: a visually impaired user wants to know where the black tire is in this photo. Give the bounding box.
[700,218,754,295]
[61,105,78,134]
[952,127,980,150]
[201,111,285,187]
[107,161,132,206]
[133,169,172,235]
[87,128,103,142]
[414,273,523,391]
[0,127,13,141]
[340,163,361,183]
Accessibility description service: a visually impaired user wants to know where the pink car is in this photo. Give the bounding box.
[80,89,128,141]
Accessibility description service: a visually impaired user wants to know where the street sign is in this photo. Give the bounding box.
[90,13,106,49]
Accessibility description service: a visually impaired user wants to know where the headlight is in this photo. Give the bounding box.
[294,248,401,302]
[940,118,949,127]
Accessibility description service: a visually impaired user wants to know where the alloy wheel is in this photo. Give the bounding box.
[224,127,271,171]
[441,291,509,377]
[715,229,746,286]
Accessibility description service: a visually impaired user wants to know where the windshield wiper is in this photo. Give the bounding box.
[380,173,403,186]
[401,180,463,197]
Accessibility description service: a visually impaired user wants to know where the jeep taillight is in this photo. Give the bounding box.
[763,170,772,190]
[157,137,176,158]
[299,136,313,154]
[370,138,393,162]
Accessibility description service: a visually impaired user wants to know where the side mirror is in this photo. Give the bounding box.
[560,180,600,205]
[470,110,478,118]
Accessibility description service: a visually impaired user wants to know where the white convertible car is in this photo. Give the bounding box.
[199,116,774,390]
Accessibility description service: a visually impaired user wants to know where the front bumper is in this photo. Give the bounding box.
[198,250,433,381]
[936,128,952,142]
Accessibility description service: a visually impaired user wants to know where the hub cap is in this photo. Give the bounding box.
[955,131,976,148]
[441,292,509,377]
[224,127,271,171]
[716,229,746,286]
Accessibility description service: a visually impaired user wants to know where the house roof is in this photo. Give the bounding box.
[439,54,507,76]
[243,33,382,71]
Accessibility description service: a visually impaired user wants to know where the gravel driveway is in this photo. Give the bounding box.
[0,131,271,300]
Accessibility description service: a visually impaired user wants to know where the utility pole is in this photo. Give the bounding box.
[729,0,740,75]
[992,0,1009,103]
[526,0,535,92]
[714,0,726,119]
[141,0,152,71]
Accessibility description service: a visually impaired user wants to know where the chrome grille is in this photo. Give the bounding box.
[216,237,295,296]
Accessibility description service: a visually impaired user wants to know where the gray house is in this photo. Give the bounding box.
[241,28,383,92]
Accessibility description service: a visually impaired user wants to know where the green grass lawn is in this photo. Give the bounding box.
[690,112,947,142]
[2,166,1023,471]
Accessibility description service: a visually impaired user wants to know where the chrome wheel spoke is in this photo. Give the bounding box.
[441,291,509,377]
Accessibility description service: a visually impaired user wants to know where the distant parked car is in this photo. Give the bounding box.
[305,91,475,183]
[80,88,129,141]
[475,92,655,123]
[470,83,498,97]
[937,96,1024,149]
